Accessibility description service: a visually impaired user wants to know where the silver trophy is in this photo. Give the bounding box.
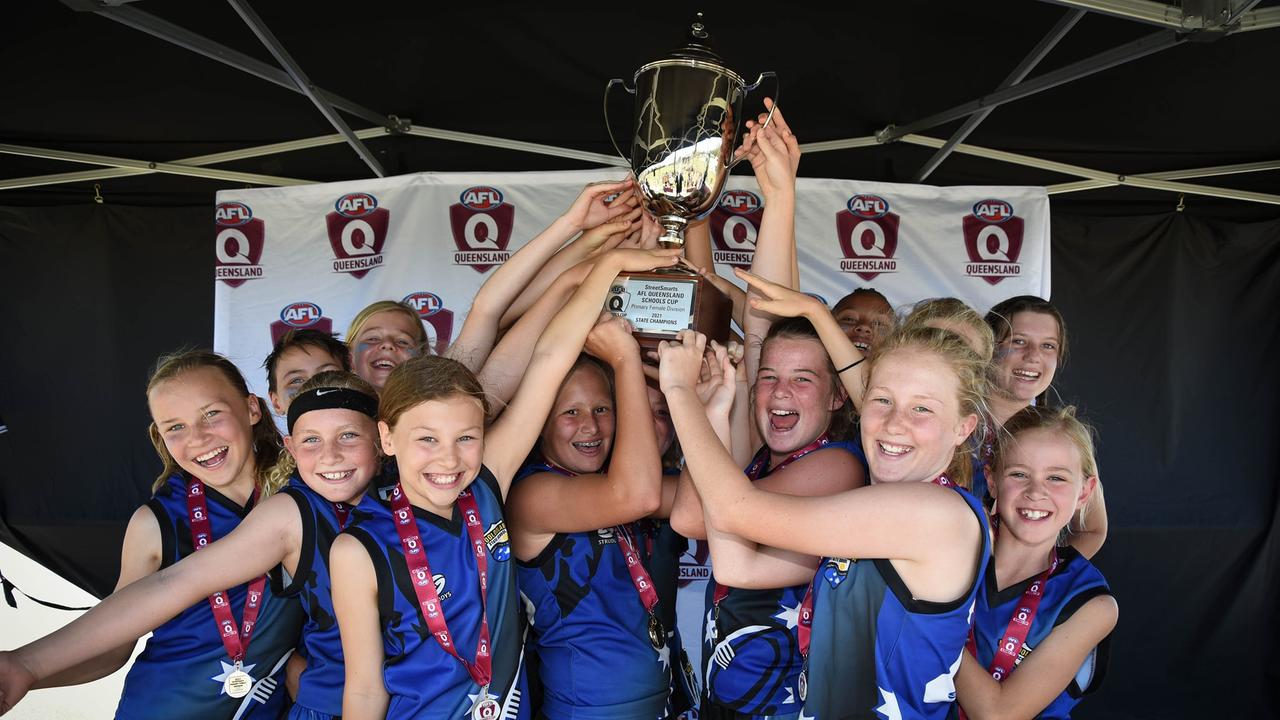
[605,16,777,248]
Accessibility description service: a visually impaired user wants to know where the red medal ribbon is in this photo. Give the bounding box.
[332,501,351,530]
[388,482,492,690]
[186,477,267,666]
[796,472,954,658]
[615,522,660,617]
[714,434,832,611]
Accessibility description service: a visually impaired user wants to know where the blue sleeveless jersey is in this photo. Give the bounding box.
[514,460,670,720]
[345,467,528,719]
[702,440,861,720]
[957,547,1112,720]
[276,477,388,719]
[117,474,304,720]
[801,482,991,720]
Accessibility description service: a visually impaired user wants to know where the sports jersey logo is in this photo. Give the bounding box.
[821,557,853,588]
[484,521,511,562]
[433,573,449,599]
[450,186,514,273]
[595,527,617,544]
[962,198,1024,285]
[402,292,455,355]
[326,192,389,279]
[678,539,711,588]
[836,194,900,280]
[269,301,335,345]
[710,190,763,268]
[215,201,265,287]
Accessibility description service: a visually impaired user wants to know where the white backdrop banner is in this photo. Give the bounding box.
[214,168,1050,402]
[213,168,1049,684]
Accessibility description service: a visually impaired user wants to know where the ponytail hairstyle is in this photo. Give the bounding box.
[268,370,380,491]
[997,404,1100,534]
[901,297,995,362]
[379,355,490,430]
[145,349,282,494]
[757,316,855,443]
[866,326,993,490]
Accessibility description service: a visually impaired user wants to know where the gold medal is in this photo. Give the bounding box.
[648,614,666,650]
[224,668,254,699]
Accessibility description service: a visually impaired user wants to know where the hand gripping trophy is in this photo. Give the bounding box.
[604,15,777,348]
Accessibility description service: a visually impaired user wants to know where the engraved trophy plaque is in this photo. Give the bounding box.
[603,16,777,348]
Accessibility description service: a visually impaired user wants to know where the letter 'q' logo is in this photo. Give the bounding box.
[326,192,390,279]
[962,199,1024,285]
[402,292,455,356]
[450,186,514,273]
[214,202,265,287]
[268,301,334,345]
[710,190,763,268]
[835,194,900,281]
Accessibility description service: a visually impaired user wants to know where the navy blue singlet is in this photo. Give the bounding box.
[801,482,991,720]
[344,467,528,719]
[116,474,304,720]
[702,440,861,720]
[276,477,387,719]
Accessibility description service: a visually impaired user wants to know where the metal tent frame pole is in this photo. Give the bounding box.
[912,8,1086,182]
[1047,159,1280,194]
[225,0,386,177]
[0,143,312,187]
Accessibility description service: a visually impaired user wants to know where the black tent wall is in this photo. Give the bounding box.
[1,202,1277,718]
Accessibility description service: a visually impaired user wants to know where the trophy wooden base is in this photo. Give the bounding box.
[605,269,733,351]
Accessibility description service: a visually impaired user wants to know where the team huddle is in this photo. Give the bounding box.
[0,106,1116,720]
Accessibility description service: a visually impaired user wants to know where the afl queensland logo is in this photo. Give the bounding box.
[326,192,389,279]
[678,539,711,588]
[836,194,900,281]
[962,198,1024,285]
[402,292,455,355]
[484,521,511,562]
[710,190,763,268]
[268,301,334,345]
[214,201,265,287]
[450,186,514,274]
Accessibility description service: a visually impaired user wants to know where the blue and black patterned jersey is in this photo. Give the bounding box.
[345,468,528,719]
[116,474,304,720]
[275,477,387,718]
[802,482,991,720]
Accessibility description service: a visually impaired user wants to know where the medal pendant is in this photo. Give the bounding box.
[471,697,501,720]
[798,667,808,703]
[224,669,254,699]
[648,614,666,650]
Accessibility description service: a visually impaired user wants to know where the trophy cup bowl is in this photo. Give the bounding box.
[603,17,776,348]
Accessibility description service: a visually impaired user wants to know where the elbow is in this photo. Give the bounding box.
[623,480,662,518]
[669,508,700,539]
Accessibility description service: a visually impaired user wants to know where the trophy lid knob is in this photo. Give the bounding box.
[669,12,724,63]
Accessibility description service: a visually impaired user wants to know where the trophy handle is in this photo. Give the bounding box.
[604,78,636,162]
[727,71,780,171]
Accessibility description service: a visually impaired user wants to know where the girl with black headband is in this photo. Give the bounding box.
[0,371,384,720]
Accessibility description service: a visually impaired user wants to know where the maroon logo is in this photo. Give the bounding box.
[269,301,334,345]
[215,202,265,287]
[326,192,390,279]
[835,194,899,281]
[962,198,1024,285]
[450,186,514,274]
[678,539,712,588]
[710,190,763,268]
[402,291,455,355]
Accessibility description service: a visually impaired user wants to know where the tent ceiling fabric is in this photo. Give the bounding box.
[3,1,1279,217]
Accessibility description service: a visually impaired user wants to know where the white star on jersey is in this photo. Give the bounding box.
[704,606,717,647]
[209,660,257,695]
[657,637,671,673]
[876,687,902,720]
[773,599,802,630]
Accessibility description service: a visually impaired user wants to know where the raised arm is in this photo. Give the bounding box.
[736,268,869,411]
[955,595,1118,720]
[8,496,300,697]
[498,183,640,330]
[477,260,593,413]
[483,248,681,492]
[506,316,665,560]
[330,533,388,720]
